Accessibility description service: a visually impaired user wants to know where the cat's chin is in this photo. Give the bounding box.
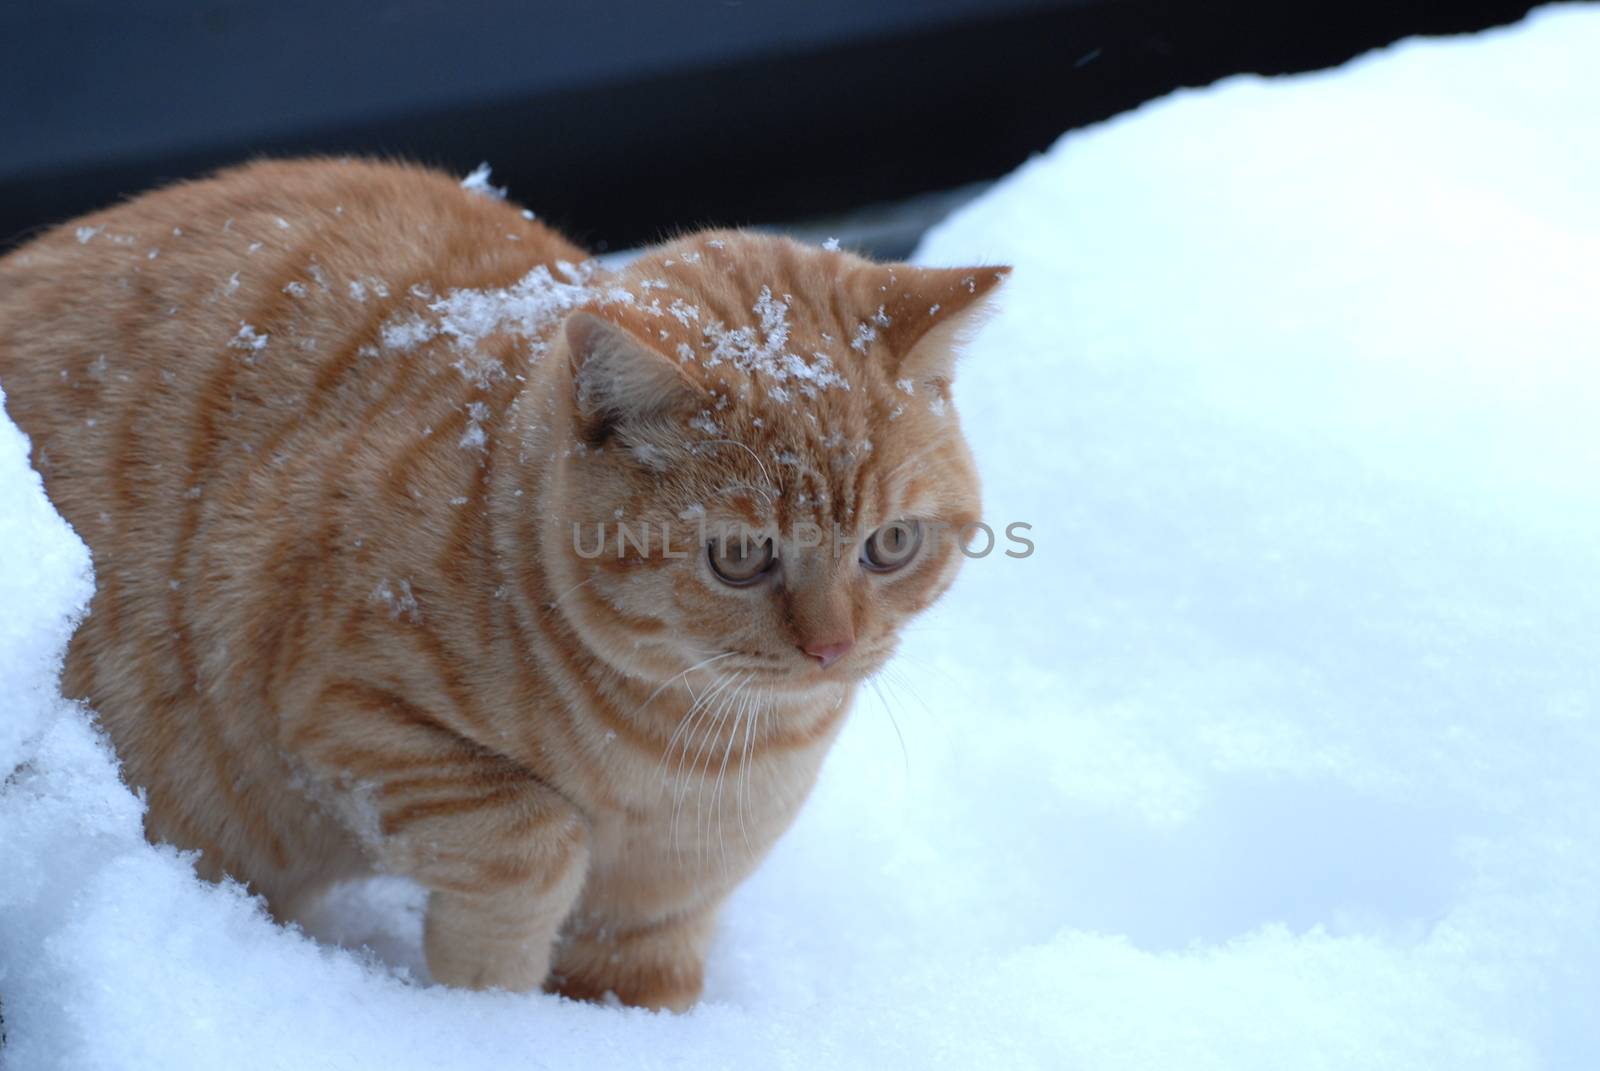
[767,660,890,694]
[717,645,897,692]
[765,676,855,701]
[661,662,848,698]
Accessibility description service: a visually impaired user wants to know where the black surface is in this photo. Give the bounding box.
[1,0,1546,253]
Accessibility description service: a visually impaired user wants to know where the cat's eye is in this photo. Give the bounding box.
[861,520,923,573]
[707,535,777,586]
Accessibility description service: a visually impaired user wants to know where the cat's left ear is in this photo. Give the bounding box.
[865,265,1010,384]
[564,311,701,443]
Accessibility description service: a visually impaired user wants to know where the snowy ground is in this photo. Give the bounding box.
[4,6,1600,1067]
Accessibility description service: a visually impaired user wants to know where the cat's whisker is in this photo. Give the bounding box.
[877,660,959,752]
[695,673,750,865]
[657,681,712,786]
[657,667,740,791]
[641,650,737,715]
[544,573,601,611]
[739,698,754,859]
[735,685,766,859]
[880,663,927,716]
[706,481,776,508]
[878,452,938,489]
[720,678,758,867]
[868,676,912,784]
[887,650,970,703]
[672,671,746,855]
[691,438,778,494]
[664,668,738,774]
[709,687,747,877]
[883,659,958,724]
[712,679,760,875]
[687,673,747,863]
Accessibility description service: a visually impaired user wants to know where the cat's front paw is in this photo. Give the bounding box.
[425,909,554,992]
[547,957,704,1013]
[547,913,715,1012]
[427,938,552,993]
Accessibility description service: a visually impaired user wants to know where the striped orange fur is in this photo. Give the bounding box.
[0,158,1006,1010]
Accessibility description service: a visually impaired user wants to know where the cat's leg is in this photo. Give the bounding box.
[289,683,590,992]
[398,777,590,992]
[548,901,721,1012]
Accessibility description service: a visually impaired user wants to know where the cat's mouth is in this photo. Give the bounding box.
[710,643,894,688]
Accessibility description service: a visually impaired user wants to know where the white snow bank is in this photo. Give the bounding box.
[4,5,1600,1066]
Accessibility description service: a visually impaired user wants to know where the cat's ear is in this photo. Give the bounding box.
[564,311,699,442]
[866,265,1010,384]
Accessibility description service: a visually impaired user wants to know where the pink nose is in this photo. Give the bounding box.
[802,639,854,669]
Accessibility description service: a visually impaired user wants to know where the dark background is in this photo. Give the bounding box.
[1,0,1543,258]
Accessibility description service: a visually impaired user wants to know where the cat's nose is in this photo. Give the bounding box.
[802,638,854,669]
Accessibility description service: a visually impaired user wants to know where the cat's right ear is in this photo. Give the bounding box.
[564,311,700,444]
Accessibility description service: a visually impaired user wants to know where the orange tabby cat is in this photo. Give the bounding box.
[0,159,1005,1009]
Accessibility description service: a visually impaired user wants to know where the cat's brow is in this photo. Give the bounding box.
[689,439,777,492]
[707,482,775,507]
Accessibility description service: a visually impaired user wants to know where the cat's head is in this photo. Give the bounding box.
[540,232,1006,694]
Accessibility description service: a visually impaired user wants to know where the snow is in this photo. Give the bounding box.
[380,262,597,367]
[369,579,421,623]
[4,6,1600,1066]
[460,161,508,201]
[228,321,269,353]
[459,401,490,451]
[849,321,876,353]
[382,264,852,401]
[698,285,849,397]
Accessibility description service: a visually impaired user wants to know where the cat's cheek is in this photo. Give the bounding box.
[870,564,962,636]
